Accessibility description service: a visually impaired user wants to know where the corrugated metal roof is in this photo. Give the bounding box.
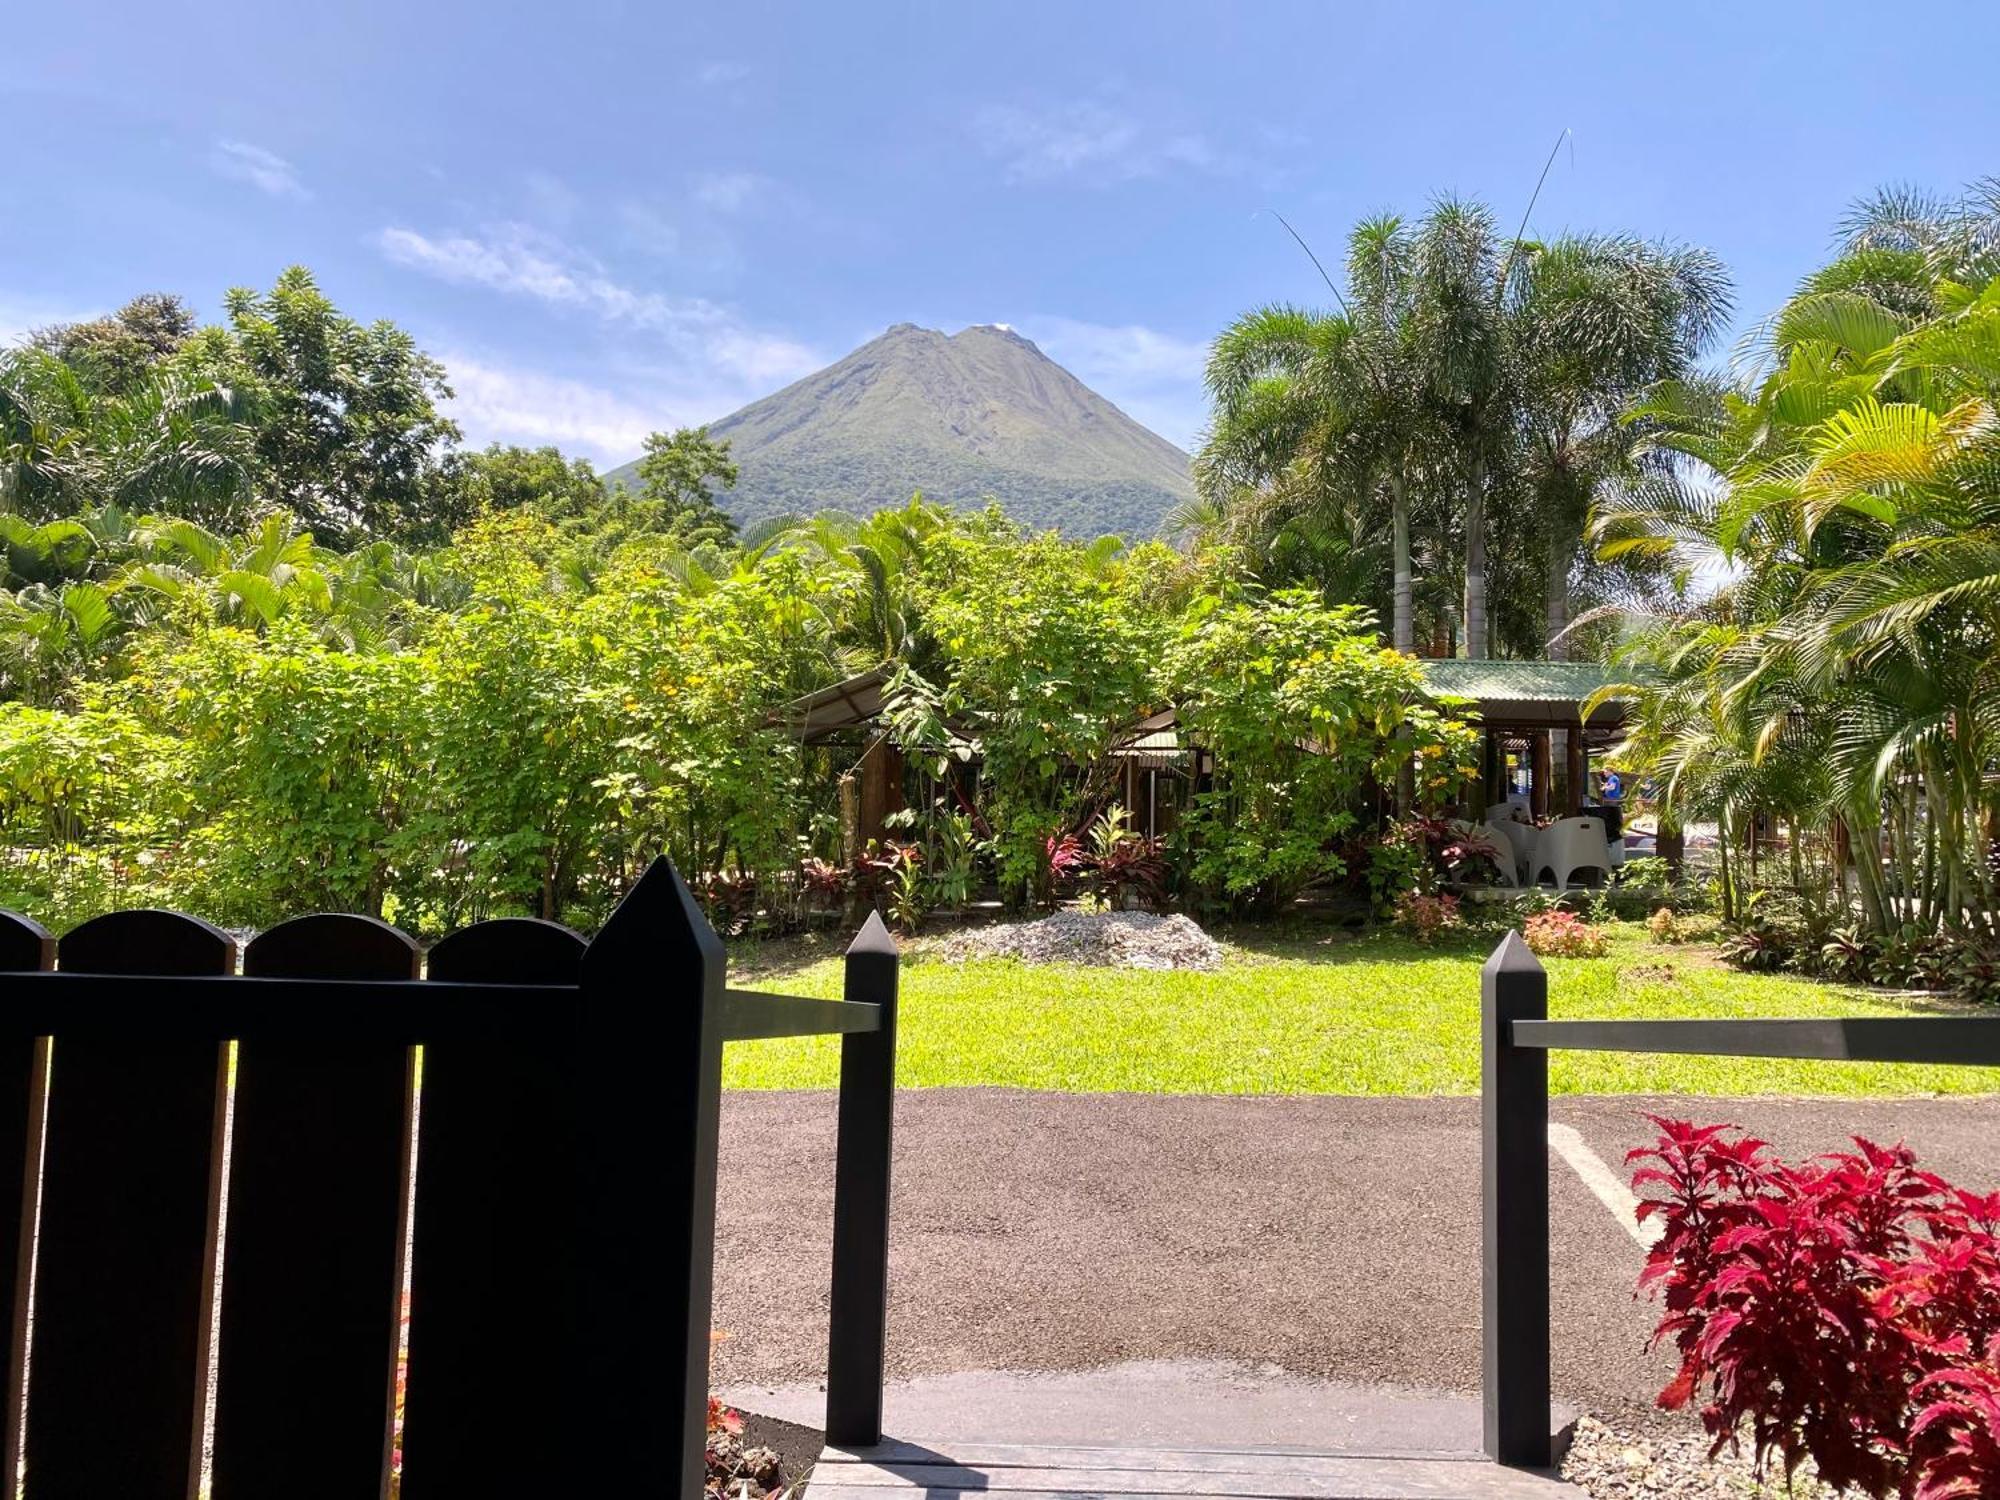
[1419,659,1629,704]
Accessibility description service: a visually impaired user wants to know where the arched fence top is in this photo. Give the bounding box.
[246,913,422,980]
[60,908,236,976]
[0,912,54,974]
[426,918,586,985]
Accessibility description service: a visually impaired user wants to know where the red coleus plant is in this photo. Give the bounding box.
[708,1395,744,1437]
[1629,1117,2000,1499]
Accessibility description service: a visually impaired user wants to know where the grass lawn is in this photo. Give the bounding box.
[724,925,1998,1097]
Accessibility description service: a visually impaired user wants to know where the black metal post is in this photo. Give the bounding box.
[574,860,727,1499]
[825,911,899,1446]
[1483,931,1551,1468]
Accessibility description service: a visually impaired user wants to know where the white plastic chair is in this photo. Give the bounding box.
[1473,823,1522,887]
[1532,816,1614,889]
[1484,816,1538,882]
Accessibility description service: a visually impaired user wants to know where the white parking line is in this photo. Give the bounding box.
[1547,1123,1662,1249]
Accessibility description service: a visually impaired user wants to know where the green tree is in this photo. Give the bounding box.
[632,426,740,542]
[1505,234,1730,656]
[180,267,461,543]
[1164,590,1478,911]
[453,443,607,518]
[0,348,256,528]
[32,294,199,395]
[920,530,1173,905]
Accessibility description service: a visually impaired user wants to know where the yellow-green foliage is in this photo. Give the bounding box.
[0,498,1480,933]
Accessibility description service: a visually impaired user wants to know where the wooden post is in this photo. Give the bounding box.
[1530,732,1552,821]
[858,736,905,850]
[1483,933,1551,1468]
[573,860,726,1499]
[1565,725,1584,816]
[826,912,900,1445]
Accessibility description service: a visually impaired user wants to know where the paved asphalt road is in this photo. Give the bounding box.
[712,1089,2000,1429]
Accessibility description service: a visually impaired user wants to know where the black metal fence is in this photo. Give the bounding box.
[0,856,897,1500]
[1481,930,2000,1468]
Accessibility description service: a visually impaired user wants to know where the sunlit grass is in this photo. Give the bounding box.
[723,926,1996,1097]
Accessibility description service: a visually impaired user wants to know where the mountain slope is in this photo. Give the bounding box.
[606,323,1194,536]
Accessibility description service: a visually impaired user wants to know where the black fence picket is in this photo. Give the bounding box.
[1480,934,2000,1469]
[0,858,899,1500]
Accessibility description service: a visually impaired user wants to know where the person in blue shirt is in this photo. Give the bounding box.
[1600,769,1623,803]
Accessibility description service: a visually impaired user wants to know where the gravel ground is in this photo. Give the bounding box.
[715,1089,2000,1437]
[1562,1416,1833,1500]
[930,910,1222,970]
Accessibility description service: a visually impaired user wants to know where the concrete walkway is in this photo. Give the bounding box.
[726,1360,1576,1454]
[809,1437,1580,1498]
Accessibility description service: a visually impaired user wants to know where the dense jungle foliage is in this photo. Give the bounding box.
[0,274,1477,929]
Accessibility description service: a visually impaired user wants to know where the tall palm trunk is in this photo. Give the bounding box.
[1463,457,1488,659]
[1390,474,1412,654]
[1544,534,1569,660]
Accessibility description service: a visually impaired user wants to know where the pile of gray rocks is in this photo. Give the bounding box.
[932,909,1223,971]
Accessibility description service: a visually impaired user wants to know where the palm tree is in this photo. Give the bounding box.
[1591,178,2000,936]
[0,348,254,528]
[1505,235,1731,655]
[1195,248,1428,648]
[1198,200,1727,661]
[761,497,955,668]
[1406,198,1505,656]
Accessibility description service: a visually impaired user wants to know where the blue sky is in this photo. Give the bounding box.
[8,1,1999,464]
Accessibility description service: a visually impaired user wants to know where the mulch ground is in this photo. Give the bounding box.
[714,1089,2000,1429]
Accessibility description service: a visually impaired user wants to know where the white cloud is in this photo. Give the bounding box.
[691,171,769,214]
[441,354,678,464]
[1021,316,1210,450]
[696,60,751,86]
[373,222,823,388]
[970,100,1226,184]
[0,295,100,348]
[210,139,309,199]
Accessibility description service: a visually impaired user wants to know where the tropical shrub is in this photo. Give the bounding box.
[1629,1118,2000,1499]
[1165,590,1477,913]
[1393,889,1463,943]
[124,620,431,923]
[0,699,180,924]
[1645,906,1685,944]
[919,532,1172,906]
[1718,923,1793,973]
[1086,802,1167,910]
[922,810,980,914]
[1819,923,1875,982]
[1522,909,1608,958]
[1618,854,1673,891]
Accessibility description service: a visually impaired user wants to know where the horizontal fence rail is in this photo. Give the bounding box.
[0,859,899,1500]
[1481,930,2000,1469]
[1510,1016,2000,1065]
